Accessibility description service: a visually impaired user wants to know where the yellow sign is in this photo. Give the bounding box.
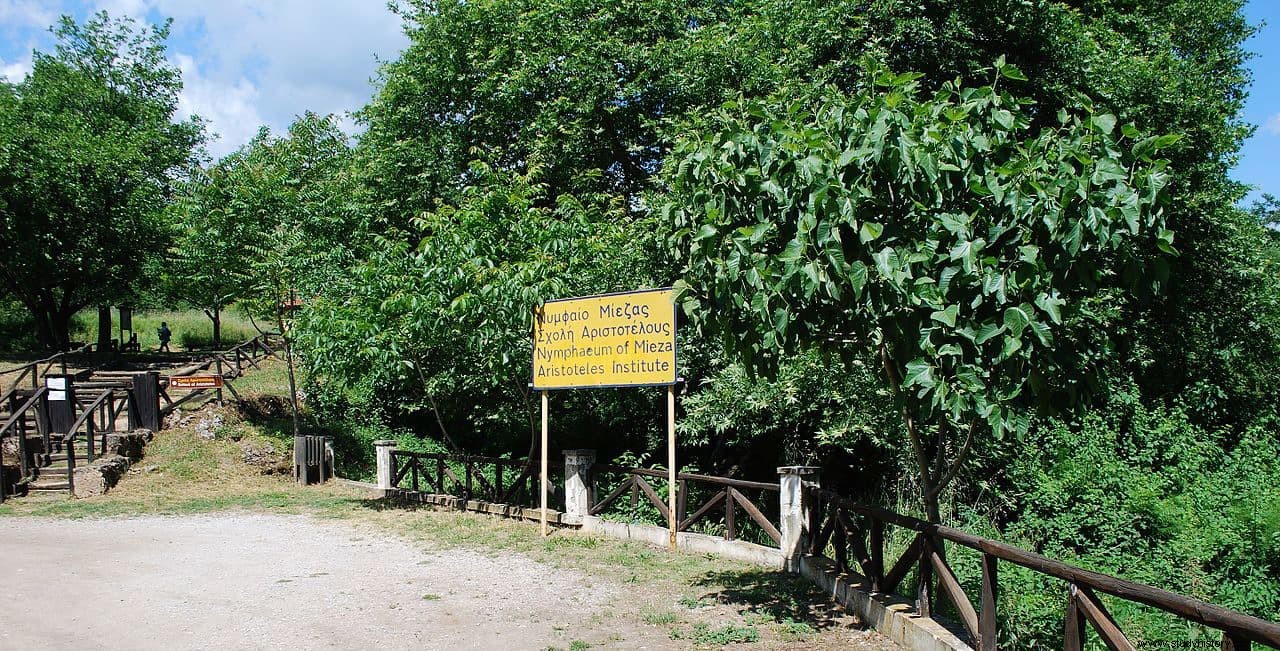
[532,288,677,389]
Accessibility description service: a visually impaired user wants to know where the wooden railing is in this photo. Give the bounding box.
[589,464,781,546]
[0,345,93,391]
[390,450,538,506]
[803,485,1280,650]
[159,333,279,415]
[0,387,50,501]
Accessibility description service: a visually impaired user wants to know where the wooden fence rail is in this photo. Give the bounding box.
[159,333,279,415]
[588,464,781,545]
[376,447,1280,649]
[803,485,1280,650]
[0,345,93,391]
[390,450,537,507]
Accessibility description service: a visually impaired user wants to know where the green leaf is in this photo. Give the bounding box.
[860,221,885,243]
[1003,306,1030,336]
[778,239,804,263]
[974,322,1004,345]
[903,359,935,390]
[930,304,959,327]
[999,64,1028,81]
[1092,113,1117,135]
[693,224,718,242]
[848,261,868,297]
[1034,294,1063,325]
[1000,335,1023,359]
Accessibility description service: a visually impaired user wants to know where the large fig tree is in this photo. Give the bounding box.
[667,63,1175,521]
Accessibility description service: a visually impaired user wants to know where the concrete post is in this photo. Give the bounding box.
[778,466,820,572]
[374,440,397,496]
[562,449,596,525]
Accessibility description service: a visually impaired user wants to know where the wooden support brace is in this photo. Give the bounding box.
[926,538,980,642]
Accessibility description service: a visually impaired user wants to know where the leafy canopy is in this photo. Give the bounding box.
[0,12,204,347]
[668,61,1174,450]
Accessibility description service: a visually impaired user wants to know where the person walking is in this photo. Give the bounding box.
[157,321,172,352]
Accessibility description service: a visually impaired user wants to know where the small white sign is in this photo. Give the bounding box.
[49,390,67,401]
[46,377,66,390]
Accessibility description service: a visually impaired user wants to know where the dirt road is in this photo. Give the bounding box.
[0,513,669,650]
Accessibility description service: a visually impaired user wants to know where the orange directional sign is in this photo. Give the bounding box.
[169,375,223,389]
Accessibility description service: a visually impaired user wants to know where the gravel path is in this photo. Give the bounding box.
[0,514,672,650]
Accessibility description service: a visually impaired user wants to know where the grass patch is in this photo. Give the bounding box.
[0,305,258,354]
[670,622,760,645]
[641,610,678,625]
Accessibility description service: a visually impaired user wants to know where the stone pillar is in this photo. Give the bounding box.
[374,440,397,496]
[778,466,820,572]
[562,449,596,525]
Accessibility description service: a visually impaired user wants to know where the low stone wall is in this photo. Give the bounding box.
[581,515,784,567]
[73,429,153,498]
[799,555,972,651]
[388,490,570,525]
[374,446,973,651]
[72,455,130,498]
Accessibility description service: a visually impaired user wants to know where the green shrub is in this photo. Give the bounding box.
[955,389,1280,648]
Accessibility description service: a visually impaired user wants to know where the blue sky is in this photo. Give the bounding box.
[1,0,1279,202]
[0,0,407,158]
[1237,1,1280,205]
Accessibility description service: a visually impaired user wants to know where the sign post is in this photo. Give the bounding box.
[541,389,549,537]
[668,385,676,548]
[532,288,678,545]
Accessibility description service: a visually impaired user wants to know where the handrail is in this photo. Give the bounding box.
[0,344,92,376]
[62,390,114,444]
[809,486,1280,648]
[0,387,48,437]
[593,463,780,492]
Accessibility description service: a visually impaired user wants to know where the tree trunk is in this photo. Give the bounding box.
[879,339,943,524]
[206,305,224,350]
[212,305,222,350]
[32,308,55,350]
[50,308,72,350]
[277,307,301,438]
[97,305,112,352]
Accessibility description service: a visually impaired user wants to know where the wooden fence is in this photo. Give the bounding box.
[803,485,1280,650]
[390,450,539,507]
[159,333,279,415]
[589,464,781,546]
[0,345,94,392]
[0,384,135,500]
[378,447,1280,649]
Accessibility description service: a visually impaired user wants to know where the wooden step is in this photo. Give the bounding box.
[27,481,70,492]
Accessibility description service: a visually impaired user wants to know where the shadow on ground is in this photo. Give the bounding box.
[691,568,862,630]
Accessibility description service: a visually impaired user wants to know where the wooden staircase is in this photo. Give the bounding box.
[1,390,91,497]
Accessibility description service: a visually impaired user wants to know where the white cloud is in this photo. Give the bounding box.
[172,54,265,159]
[143,0,407,156]
[1266,113,1280,137]
[35,0,410,158]
[0,0,57,30]
[0,56,31,81]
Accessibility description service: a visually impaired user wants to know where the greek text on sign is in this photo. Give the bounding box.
[169,375,223,389]
[533,288,677,389]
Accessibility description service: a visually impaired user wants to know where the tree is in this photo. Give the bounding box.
[163,160,258,349]
[298,161,656,459]
[667,64,1174,520]
[0,12,204,348]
